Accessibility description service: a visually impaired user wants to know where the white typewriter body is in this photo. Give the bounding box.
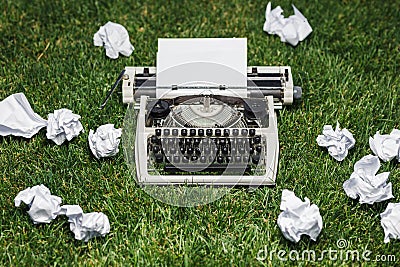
[121,39,300,186]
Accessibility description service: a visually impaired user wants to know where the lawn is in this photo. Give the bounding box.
[0,0,399,265]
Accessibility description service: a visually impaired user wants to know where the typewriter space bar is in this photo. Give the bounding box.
[164,164,251,174]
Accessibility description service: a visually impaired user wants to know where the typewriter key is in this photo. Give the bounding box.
[172,129,179,136]
[155,129,162,136]
[154,153,163,163]
[206,129,213,136]
[181,129,188,136]
[198,129,205,136]
[215,129,222,136]
[232,129,239,136]
[252,154,260,164]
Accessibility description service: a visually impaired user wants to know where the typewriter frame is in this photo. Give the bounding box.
[122,66,299,186]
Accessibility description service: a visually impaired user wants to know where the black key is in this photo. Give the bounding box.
[252,154,260,164]
[172,129,179,136]
[181,129,188,136]
[249,129,256,136]
[254,135,261,144]
[194,138,201,146]
[217,156,224,164]
[226,156,232,163]
[198,129,204,136]
[241,129,248,136]
[163,129,170,136]
[221,146,229,155]
[154,153,163,163]
[185,138,192,145]
[249,147,254,154]
[180,147,185,154]
[165,156,171,163]
[223,129,230,137]
[151,136,159,144]
[235,156,242,163]
[191,155,198,161]
[190,129,196,136]
[173,156,180,163]
[153,145,160,153]
[232,129,239,136]
[215,129,221,136]
[206,129,213,136]
[200,156,207,163]
[219,138,226,146]
[170,147,177,154]
[255,145,262,153]
[187,147,194,154]
[195,147,201,155]
[155,129,162,136]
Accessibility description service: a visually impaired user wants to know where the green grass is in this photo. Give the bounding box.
[1,0,400,265]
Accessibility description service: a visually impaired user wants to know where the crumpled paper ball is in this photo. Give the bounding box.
[46,108,84,145]
[58,205,111,242]
[88,124,122,159]
[277,189,323,243]
[0,93,48,138]
[343,155,393,205]
[93,21,134,59]
[316,122,355,161]
[263,2,312,46]
[381,203,400,243]
[14,184,62,224]
[369,129,400,162]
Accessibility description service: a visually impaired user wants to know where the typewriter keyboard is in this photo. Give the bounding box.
[147,128,265,174]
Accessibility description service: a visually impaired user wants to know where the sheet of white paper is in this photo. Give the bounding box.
[343,155,393,205]
[277,189,323,243]
[316,122,355,161]
[93,21,134,59]
[58,205,110,242]
[263,2,312,46]
[14,185,62,224]
[46,109,84,145]
[156,38,247,95]
[0,93,47,138]
[381,203,400,243]
[369,129,400,162]
[88,124,122,159]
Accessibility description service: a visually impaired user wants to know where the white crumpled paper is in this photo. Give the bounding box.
[46,108,84,145]
[277,189,323,243]
[0,93,47,138]
[58,205,110,242]
[343,155,393,205]
[263,2,312,46]
[381,203,400,243]
[316,122,355,161]
[369,129,400,162]
[88,124,122,159]
[93,21,134,59]
[14,184,62,224]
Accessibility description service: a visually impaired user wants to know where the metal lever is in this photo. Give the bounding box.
[99,69,126,110]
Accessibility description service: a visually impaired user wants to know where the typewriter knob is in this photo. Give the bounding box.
[149,100,170,118]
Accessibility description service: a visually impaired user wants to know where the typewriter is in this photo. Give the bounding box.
[120,39,301,186]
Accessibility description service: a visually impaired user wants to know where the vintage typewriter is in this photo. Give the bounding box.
[118,39,301,186]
